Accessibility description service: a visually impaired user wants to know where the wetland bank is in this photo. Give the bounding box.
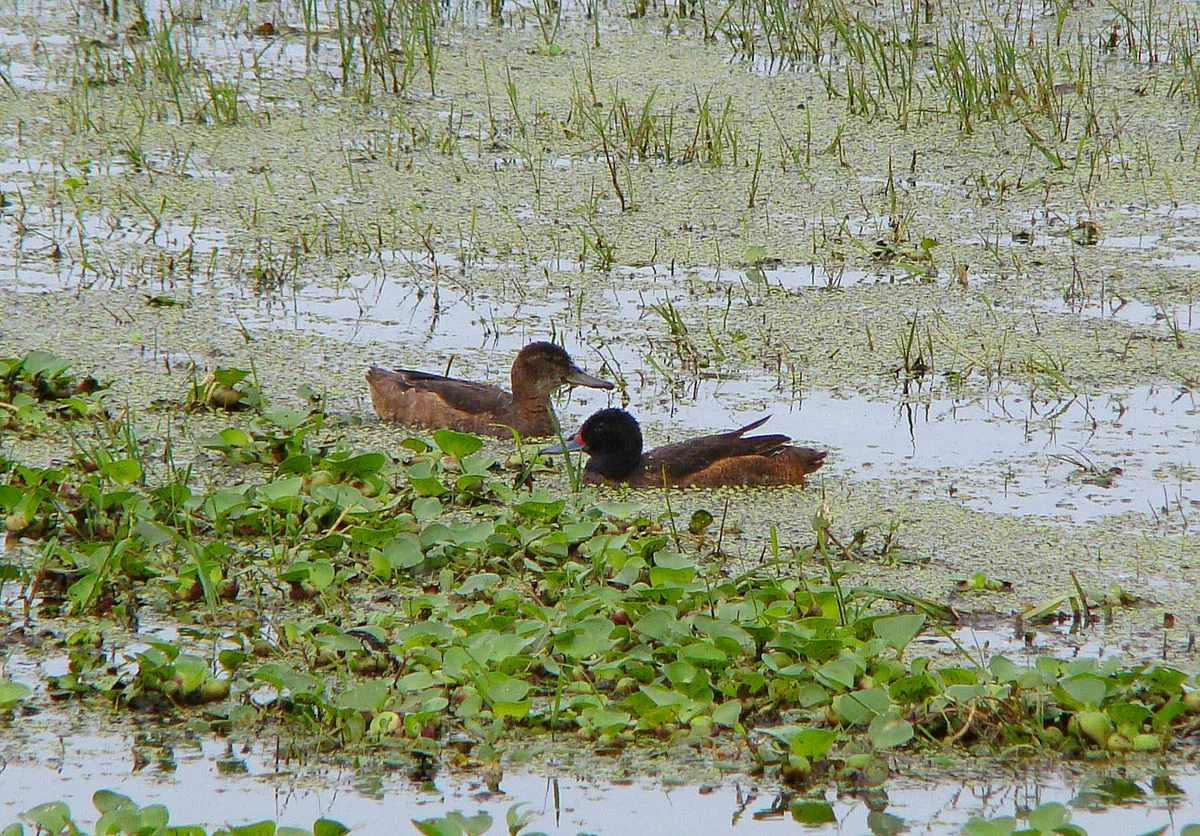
[3,0,1200,831]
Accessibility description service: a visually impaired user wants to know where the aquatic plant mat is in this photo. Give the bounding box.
[3,0,1200,832]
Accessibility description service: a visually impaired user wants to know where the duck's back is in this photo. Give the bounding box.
[367,367,548,437]
[620,420,825,487]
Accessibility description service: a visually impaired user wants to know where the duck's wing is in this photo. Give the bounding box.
[367,367,510,414]
[643,417,791,481]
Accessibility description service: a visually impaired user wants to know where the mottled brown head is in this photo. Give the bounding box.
[510,342,614,402]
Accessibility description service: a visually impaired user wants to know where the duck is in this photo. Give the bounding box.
[541,408,826,487]
[366,341,614,438]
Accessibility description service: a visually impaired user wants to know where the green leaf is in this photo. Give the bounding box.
[790,802,835,824]
[433,429,484,459]
[712,700,742,727]
[1026,802,1072,831]
[817,657,859,691]
[479,673,530,704]
[831,687,890,725]
[312,819,351,836]
[1059,674,1107,709]
[554,617,614,660]
[789,728,837,758]
[99,458,143,486]
[383,536,425,569]
[335,681,389,713]
[224,823,277,836]
[0,679,31,708]
[872,613,925,651]
[867,712,913,748]
[456,573,501,595]
[412,496,443,521]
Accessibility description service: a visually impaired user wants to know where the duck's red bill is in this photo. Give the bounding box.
[539,433,586,455]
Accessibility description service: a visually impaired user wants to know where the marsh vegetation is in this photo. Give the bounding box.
[2,0,1200,832]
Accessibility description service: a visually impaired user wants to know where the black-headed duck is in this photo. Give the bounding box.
[366,341,614,438]
[542,408,826,487]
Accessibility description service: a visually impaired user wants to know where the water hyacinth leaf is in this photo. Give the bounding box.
[1058,674,1107,709]
[312,821,351,836]
[335,681,389,713]
[988,655,1024,683]
[889,673,939,704]
[868,712,913,748]
[492,700,531,719]
[397,671,437,692]
[593,501,643,519]
[450,521,494,546]
[872,613,925,651]
[172,654,208,693]
[789,728,837,758]
[326,453,386,478]
[1106,701,1153,728]
[678,641,728,669]
[457,573,501,595]
[664,660,698,687]
[960,816,1016,836]
[479,673,530,704]
[21,802,77,834]
[635,609,684,643]
[433,429,483,459]
[253,663,324,697]
[803,638,843,663]
[210,367,250,388]
[0,679,31,708]
[412,496,443,521]
[790,802,835,824]
[260,476,304,505]
[687,509,713,535]
[99,458,142,486]
[312,484,380,512]
[640,684,690,708]
[513,495,565,521]
[224,823,276,836]
[817,657,859,691]
[278,454,313,474]
[554,616,614,659]
[1026,802,1073,832]
[797,683,829,707]
[1145,666,1188,693]
[581,706,632,732]
[938,667,978,686]
[21,350,73,380]
[413,811,493,836]
[649,551,696,586]
[0,484,22,510]
[384,535,424,569]
[407,461,448,496]
[831,688,890,725]
[712,700,742,726]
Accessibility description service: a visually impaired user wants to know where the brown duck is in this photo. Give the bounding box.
[542,408,826,487]
[366,342,614,438]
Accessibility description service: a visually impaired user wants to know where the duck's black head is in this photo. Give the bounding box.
[576,408,643,480]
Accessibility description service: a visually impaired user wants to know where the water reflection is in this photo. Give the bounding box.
[2,731,1198,834]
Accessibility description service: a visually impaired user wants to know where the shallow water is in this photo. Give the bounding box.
[3,730,1199,834]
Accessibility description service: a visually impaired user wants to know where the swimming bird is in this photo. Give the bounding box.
[367,341,613,438]
[542,408,826,487]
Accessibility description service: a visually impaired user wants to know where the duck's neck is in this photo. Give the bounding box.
[586,446,641,481]
[510,369,551,413]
